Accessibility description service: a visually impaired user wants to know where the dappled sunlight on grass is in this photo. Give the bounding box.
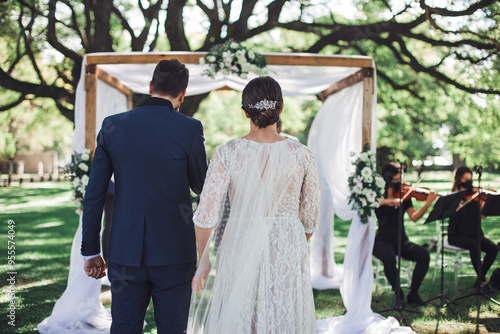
[20,237,72,247]
[2,178,500,333]
[33,221,65,229]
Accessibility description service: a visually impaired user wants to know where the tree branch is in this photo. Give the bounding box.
[392,34,500,95]
[46,0,81,60]
[0,95,27,112]
[148,18,160,51]
[377,71,423,100]
[19,8,46,85]
[420,0,496,17]
[0,66,74,105]
[112,6,136,39]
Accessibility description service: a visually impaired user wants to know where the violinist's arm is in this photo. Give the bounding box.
[407,191,439,222]
[380,198,400,207]
[480,200,486,219]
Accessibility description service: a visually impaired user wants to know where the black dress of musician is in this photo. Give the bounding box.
[448,166,498,292]
[373,162,438,305]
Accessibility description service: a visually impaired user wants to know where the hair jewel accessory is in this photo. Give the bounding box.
[249,99,277,110]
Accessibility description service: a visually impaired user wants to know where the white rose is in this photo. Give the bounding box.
[361,167,372,178]
[241,63,251,72]
[222,51,233,62]
[81,174,89,186]
[248,51,255,59]
[359,152,368,162]
[199,57,206,65]
[375,176,386,190]
[207,56,216,63]
[222,68,230,76]
[72,177,80,188]
[360,197,367,207]
[238,56,247,65]
[365,189,377,203]
[364,174,373,183]
[81,153,90,161]
[78,163,88,172]
[352,184,363,194]
[230,42,239,49]
[235,49,245,58]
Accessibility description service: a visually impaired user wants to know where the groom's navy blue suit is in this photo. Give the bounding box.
[82,97,207,334]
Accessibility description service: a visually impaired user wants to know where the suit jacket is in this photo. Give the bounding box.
[81,97,207,267]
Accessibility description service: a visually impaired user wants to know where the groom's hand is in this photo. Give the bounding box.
[84,256,107,279]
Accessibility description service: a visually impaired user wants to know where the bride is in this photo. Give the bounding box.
[188,76,319,334]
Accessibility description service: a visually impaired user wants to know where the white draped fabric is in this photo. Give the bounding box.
[308,81,366,290]
[309,78,414,333]
[37,216,112,334]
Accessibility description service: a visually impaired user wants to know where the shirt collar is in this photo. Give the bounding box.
[141,97,174,109]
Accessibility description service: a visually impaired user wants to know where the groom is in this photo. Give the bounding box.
[81,59,207,333]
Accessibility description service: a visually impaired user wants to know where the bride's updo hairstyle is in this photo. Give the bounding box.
[242,76,283,129]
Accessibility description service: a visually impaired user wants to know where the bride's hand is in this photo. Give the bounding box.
[192,261,211,292]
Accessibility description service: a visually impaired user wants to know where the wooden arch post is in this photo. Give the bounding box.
[362,73,374,150]
[85,64,97,156]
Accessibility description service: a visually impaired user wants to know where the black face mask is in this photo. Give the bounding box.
[461,180,473,190]
[391,182,401,190]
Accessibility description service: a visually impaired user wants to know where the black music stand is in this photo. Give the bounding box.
[453,168,500,308]
[423,190,466,311]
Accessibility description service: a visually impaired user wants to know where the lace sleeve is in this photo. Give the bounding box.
[193,146,230,229]
[299,148,320,234]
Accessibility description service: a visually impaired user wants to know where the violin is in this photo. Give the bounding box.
[393,182,435,202]
[463,187,497,202]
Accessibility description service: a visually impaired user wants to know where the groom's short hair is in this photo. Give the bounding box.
[151,59,189,98]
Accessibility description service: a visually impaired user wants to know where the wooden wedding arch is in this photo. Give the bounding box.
[83,52,375,154]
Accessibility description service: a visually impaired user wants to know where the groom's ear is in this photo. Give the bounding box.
[178,90,187,103]
[149,81,153,95]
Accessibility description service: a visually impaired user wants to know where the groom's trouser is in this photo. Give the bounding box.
[108,262,196,334]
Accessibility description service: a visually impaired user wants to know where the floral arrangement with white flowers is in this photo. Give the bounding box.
[347,149,385,224]
[69,149,92,215]
[200,40,269,79]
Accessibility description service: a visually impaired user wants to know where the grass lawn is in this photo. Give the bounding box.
[1,171,499,333]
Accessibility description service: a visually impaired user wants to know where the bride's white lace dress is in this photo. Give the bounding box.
[188,138,319,334]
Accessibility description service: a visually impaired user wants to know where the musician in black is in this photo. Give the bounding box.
[373,162,438,305]
[448,166,498,293]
